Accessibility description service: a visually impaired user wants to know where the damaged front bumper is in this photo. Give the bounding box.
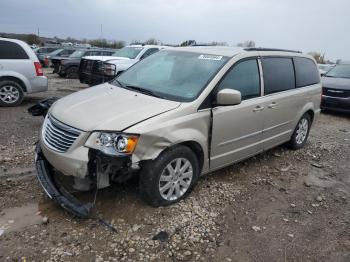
[35,143,137,218]
[35,145,92,218]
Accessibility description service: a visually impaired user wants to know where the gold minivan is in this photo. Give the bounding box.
[35,46,321,217]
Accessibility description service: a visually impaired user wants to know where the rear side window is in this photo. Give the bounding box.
[0,40,29,59]
[294,57,320,87]
[217,59,260,100]
[262,57,295,95]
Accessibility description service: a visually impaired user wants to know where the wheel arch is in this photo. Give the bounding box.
[176,141,205,173]
[304,109,314,123]
[293,102,316,129]
[135,139,207,174]
[0,74,28,92]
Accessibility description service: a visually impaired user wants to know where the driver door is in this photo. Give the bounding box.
[210,58,265,170]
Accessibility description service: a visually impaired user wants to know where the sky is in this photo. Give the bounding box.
[0,0,349,61]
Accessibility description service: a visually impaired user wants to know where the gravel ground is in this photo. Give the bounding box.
[0,69,349,261]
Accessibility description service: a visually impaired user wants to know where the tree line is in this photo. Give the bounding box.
[0,32,332,63]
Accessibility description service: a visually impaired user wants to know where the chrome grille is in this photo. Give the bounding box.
[42,115,81,153]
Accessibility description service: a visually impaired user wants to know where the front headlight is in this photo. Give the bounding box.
[85,132,139,156]
[103,63,116,76]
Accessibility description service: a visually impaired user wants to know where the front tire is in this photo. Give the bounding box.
[0,80,24,107]
[66,66,78,78]
[288,113,311,150]
[139,146,199,207]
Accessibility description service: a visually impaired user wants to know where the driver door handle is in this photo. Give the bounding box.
[268,102,279,109]
[253,105,265,112]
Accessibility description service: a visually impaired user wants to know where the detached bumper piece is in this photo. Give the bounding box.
[35,145,92,218]
[28,97,60,117]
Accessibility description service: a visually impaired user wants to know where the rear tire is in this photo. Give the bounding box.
[288,113,311,150]
[66,66,78,79]
[139,145,199,207]
[0,80,24,107]
[58,72,67,77]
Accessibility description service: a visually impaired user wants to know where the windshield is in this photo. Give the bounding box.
[114,51,229,102]
[325,65,350,78]
[49,49,64,56]
[112,46,144,59]
[69,50,86,58]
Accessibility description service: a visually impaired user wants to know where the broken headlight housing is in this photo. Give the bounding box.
[85,132,139,156]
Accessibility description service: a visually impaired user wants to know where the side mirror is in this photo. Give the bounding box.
[216,89,242,106]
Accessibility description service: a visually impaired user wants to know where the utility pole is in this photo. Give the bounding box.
[37,27,40,37]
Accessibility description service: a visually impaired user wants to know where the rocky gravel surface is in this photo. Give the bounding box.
[0,69,349,261]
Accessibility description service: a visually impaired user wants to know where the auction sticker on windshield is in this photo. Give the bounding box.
[198,54,223,61]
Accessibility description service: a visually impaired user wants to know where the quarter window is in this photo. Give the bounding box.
[294,57,320,87]
[0,40,29,59]
[217,59,260,100]
[262,58,295,95]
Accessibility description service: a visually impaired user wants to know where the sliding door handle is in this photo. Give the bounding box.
[268,102,279,109]
[253,105,265,112]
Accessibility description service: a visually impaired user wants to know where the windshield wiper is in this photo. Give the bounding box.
[113,79,125,88]
[125,85,164,99]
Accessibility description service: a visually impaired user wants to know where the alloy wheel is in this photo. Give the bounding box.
[0,85,20,104]
[159,158,193,201]
[296,118,309,144]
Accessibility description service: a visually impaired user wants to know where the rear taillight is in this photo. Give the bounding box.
[44,56,49,66]
[34,62,43,76]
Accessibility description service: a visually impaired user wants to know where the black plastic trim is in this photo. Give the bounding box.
[245,47,301,53]
[35,144,92,218]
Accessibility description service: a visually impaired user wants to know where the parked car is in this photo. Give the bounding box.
[79,45,165,86]
[0,38,47,106]
[317,64,335,75]
[321,64,350,113]
[35,47,321,217]
[40,48,77,68]
[35,46,61,66]
[52,49,117,78]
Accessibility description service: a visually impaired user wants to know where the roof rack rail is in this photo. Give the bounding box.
[245,47,302,53]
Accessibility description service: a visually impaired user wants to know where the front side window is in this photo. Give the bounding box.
[112,47,144,59]
[140,48,159,59]
[87,51,100,56]
[60,49,74,56]
[69,50,85,58]
[325,65,350,79]
[115,51,229,102]
[0,40,29,59]
[294,57,320,87]
[102,51,114,56]
[262,57,295,95]
[217,59,260,100]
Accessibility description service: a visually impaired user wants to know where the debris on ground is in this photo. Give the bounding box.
[152,231,169,242]
[252,226,261,232]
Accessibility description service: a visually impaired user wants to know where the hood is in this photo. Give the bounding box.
[50,83,180,131]
[83,56,130,62]
[105,58,136,65]
[322,76,350,90]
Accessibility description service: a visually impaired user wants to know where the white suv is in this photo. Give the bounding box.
[79,45,166,86]
[0,38,48,106]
